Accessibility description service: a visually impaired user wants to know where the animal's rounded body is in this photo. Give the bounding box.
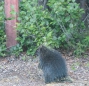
[37,45,68,83]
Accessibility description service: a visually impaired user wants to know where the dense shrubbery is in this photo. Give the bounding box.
[0,1,6,57]
[0,0,89,57]
[17,0,88,56]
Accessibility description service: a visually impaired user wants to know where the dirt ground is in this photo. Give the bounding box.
[0,53,89,86]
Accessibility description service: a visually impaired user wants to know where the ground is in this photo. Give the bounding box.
[0,53,89,86]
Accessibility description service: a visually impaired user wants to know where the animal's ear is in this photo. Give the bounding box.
[34,45,43,55]
[40,45,47,52]
[34,46,41,56]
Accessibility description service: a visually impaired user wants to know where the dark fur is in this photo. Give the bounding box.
[37,45,68,83]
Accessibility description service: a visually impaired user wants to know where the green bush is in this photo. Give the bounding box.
[0,1,6,57]
[74,34,89,56]
[17,0,86,56]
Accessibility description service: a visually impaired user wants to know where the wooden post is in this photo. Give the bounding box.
[5,0,19,48]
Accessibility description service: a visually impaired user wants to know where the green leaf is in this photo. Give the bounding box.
[69,23,73,28]
[65,17,70,22]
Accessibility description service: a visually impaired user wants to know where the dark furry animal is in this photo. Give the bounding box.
[36,45,68,84]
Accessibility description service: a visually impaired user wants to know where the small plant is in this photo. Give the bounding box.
[74,35,89,57]
[9,44,23,57]
[74,42,85,56]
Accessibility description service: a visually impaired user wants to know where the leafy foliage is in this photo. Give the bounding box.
[0,1,6,57]
[17,0,88,56]
[8,44,23,57]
